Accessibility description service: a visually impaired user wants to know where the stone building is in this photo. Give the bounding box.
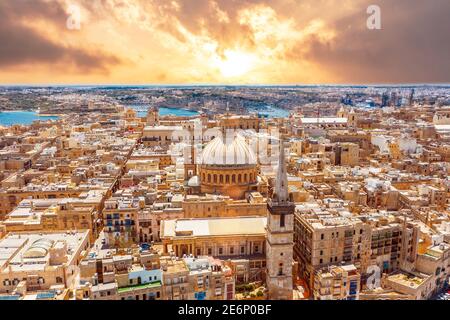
[266,139,294,300]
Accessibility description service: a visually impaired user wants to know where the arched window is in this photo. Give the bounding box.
[220,175,223,183]
[238,174,242,183]
[278,263,283,276]
[208,174,211,183]
[232,175,236,183]
[213,174,217,183]
[244,173,248,182]
[226,175,230,183]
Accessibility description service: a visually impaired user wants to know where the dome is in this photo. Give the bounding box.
[188,175,200,187]
[201,134,256,166]
[23,238,55,258]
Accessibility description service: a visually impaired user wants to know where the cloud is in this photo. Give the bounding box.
[0,0,122,73]
[302,0,450,83]
[0,0,448,83]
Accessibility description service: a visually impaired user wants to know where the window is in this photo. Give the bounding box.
[218,247,223,255]
[56,277,63,284]
[280,214,285,228]
[208,248,212,255]
[321,234,324,240]
[320,250,323,256]
[436,268,441,276]
[254,245,259,253]
[230,247,234,254]
[278,263,283,276]
[241,246,245,254]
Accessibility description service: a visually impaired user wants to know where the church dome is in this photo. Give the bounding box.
[201,133,256,166]
[187,175,200,187]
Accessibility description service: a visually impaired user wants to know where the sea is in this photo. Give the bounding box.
[0,111,58,126]
[134,105,289,118]
[135,107,199,118]
[0,105,289,126]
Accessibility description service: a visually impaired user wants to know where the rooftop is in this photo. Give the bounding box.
[161,216,267,238]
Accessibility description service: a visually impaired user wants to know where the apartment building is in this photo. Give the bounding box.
[0,231,90,297]
[294,202,420,289]
[103,195,144,248]
[313,264,360,300]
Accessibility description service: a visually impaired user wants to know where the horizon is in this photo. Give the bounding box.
[1,83,450,88]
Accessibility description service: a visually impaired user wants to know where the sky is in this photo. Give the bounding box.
[0,0,449,85]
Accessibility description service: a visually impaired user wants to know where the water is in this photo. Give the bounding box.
[0,106,286,126]
[133,105,289,118]
[250,105,290,118]
[134,106,199,118]
[0,111,59,126]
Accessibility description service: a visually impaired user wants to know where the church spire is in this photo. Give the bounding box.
[274,138,289,203]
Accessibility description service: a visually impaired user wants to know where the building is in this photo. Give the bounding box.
[160,216,266,259]
[184,256,235,300]
[294,204,420,288]
[103,195,144,248]
[181,193,267,219]
[76,248,163,300]
[199,133,260,199]
[266,140,294,300]
[383,271,434,300]
[313,264,360,300]
[0,231,90,296]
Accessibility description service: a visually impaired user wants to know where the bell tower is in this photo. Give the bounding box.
[184,144,197,180]
[146,106,159,126]
[266,138,294,300]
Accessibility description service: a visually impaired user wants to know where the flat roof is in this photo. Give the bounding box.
[0,231,89,272]
[162,216,267,238]
[301,117,348,124]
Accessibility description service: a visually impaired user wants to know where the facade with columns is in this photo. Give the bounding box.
[160,216,266,259]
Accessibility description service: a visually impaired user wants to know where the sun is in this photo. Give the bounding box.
[215,50,255,78]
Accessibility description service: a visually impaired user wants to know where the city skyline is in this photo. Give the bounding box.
[0,0,449,304]
[1,0,449,85]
